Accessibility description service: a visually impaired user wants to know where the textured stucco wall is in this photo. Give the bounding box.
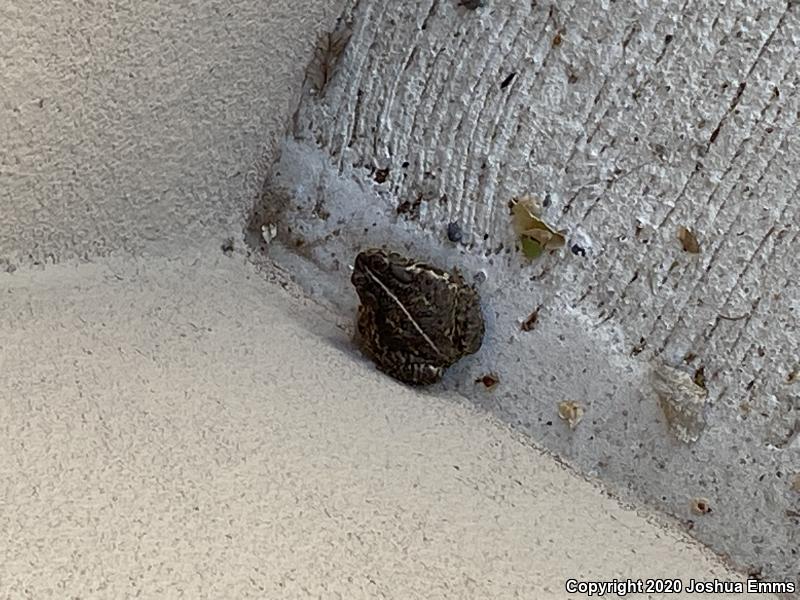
[256,0,800,590]
[0,0,343,268]
[3,0,798,592]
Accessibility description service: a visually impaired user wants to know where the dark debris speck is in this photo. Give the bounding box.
[373,167,390,183]
[475,373,499,388]
[500,72,516,89]
[221,238,235,254]
[570,243,587,257]
[521,307,541,332]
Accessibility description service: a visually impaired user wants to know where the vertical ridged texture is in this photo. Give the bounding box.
[296,0,798,411]
[284,0,800,589]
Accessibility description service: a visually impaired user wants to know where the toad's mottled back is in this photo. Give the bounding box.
[351,248,485,385]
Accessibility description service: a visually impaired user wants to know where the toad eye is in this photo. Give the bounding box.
[357,250,388,272]
[389,263,416,283]
[371,252,389,268]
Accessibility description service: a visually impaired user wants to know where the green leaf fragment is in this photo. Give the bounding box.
[511,195,566,260]
[520,237,544,259]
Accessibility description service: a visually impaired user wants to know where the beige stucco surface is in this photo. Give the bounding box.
[0,0,342,267]
[0,242,781,599]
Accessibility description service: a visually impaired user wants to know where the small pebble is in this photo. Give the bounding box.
[447,222,463,242]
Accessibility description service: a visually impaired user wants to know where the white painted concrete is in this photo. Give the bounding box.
[259,0,800,589]
[0,242,783,599]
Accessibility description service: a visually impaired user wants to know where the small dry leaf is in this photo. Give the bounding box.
[476,373,499,389]
[677,226,701,253]
[520,237,544,259]
[693,366,706,390]
[525,227,563,248]
[558,401,584,429]
[521,307,541,332]
[690,497,712,515]
[510,196,566,259]
[510,195,542,227]
[651,363,708,444]
[790,474,800,493]
[307,26,352,94]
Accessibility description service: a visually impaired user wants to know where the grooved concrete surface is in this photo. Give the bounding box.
[0,244,782,599]
[260,0,800,588]
[0,0,342,267]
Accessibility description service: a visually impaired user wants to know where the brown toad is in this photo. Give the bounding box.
[351,248,485,386]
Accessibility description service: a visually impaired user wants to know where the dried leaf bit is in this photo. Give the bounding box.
[693,366,707,390]
[558,401,584,429]
[521,306,541,332]
[677,226,701,253]
[651,363,708,444]
[307,26,352,94]
[510,195,566,260]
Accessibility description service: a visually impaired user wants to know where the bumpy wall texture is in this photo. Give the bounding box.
[0,0,342,268]
[260,0,800,588]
